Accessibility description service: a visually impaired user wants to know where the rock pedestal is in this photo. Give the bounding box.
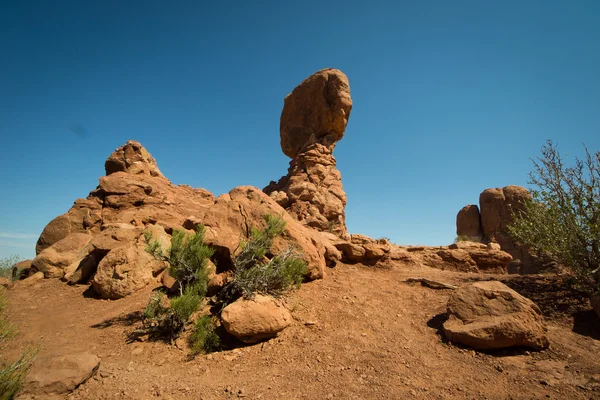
[265,69,352,239]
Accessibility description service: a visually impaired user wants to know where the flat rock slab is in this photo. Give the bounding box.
[24,352,100,395]
[443,281,549,350]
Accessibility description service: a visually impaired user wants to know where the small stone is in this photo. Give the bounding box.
[131,347,143,356]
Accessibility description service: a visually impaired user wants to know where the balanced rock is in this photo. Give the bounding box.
[443,281,549,350]
[25,352,100,395]
[265,69,352,239]
[221,294,292,343]
[279,68,352,158]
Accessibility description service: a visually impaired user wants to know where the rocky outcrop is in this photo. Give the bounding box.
[443,281,549,350]
[456,205,482,240]
[265,69,352,239]
[32,141,334,299]
[457,186,544,273]
[221,295,292,343]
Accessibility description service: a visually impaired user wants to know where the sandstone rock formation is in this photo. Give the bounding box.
[443,281,550,350]
[25,352,100,395]
[31,141,334,299]
[404,241,513,274]
[456,205,482,241]
[457,186,543,273]
[265,69,352,239]
[221,294,292,343]
[279,68,352,159]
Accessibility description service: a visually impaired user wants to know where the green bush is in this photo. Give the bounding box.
[508,141,600,289]
[170,285,202,324]
[146,226,213,294]
[0,348,36,400]
[0,288,36,400]
[220,214,308,305]
[142,226,213,340]
[189,315,221,355]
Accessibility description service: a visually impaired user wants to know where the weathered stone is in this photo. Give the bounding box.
[32,233,92,278]
[221,295,292,343]
[104,140,164,177]
[91,244,163,299]
[25,352,100,395]
[265,144,349,238]
[11,259,33,280]
[456,204,482,240]
[443,281,549,350]
[280,68,352,158]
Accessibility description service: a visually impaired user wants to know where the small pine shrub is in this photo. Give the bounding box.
[170,286,202,324]
[142,226,213,340]
[146,226,214,293]
[189,315,221,355]
[220,214,308,305]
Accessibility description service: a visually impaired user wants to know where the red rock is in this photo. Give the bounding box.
[279,69,352,159]
[221,295,292,343]
[443,281,549,350]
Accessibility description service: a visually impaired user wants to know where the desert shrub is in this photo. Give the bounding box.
[142,286,203,339]
[0,288,36,400]
[453,235,473,243]
[170,284,202,323]
[142,226,213,340]
[0,256,20,281]
[189,315,221,355]
[146,226,213,295]
[220,214,307,304]
[508,141,600,289]
[0,348,36,400]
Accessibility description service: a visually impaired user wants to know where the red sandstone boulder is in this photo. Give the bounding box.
[221,295,292,343]
[31,233,93,278]
[443,281,549,350]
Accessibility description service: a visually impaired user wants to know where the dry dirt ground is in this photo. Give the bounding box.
[3,261,600,400]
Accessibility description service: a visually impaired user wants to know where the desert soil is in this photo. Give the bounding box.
[3,261,600,400]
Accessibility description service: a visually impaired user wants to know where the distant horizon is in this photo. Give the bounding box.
[2,1,599,260]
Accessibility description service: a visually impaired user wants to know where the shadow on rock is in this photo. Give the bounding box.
[572,310,600,340]
[426,313,448,339]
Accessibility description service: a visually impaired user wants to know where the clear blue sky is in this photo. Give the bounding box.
[1,1,599,260]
